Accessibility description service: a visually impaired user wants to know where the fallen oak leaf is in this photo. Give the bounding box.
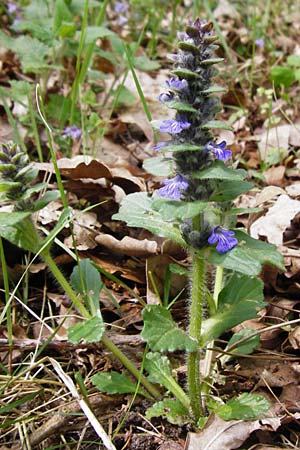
[185,414,281,450]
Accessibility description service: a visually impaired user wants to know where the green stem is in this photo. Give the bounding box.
[202,265,224,392]
[41,250,160,399]
[101,335,161,399]
[165,374,190,411]
[187,248,206,421]
[42,250,89,318]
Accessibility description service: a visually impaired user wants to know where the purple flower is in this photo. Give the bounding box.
[158,92,174,103]
[157,174,188,200]
[165,77,189,93]
[7,2,18,13]
[117,15,128,26]
[153,142,168,151]
[255,38,265,49]
[159,118,191,134]
[206,141,231,161]
[114,1,128,13]
[62,125,82,140]
[208,226,238,254]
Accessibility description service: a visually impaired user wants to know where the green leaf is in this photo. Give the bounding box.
[208,230,284,275]
[152,198,206,221]
[142,305,197,352]
[67,316,105,344]
[226,329,260,356]
[194,161,246,181]
[178,41,199,54]
[133,55,160,71]
[144,352,175,387]
[92,371,144,395]
[143,156,174,177]
[112,192,186,246]
[287,55,300,67]
[214,393,270,420]
[0,215,41,253]
[165,100,197,112]
[82,26,115,44]
[201,85,226,94]
[53,0,72,34]
[56,22,77,38]
[270,66,295,88]
[114,85,136,106]
[146,399,190,425]
[31,190,61,211]
[201,120,232,130]
[70,259,103,316]
[171,68,200,79]
[201,58,224,65]
[200,274,265,345]
[0,391,42,414]
[211,180,254,202]
[150,142,204,153]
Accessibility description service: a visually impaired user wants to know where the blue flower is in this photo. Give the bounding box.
[206,141,231,161]
[255,38,265,49]
[208,226,238,254]
[159,118,191,134]
[114,1,128,13]
[153,142,168,151]
[7,2,18,13]
[63,125,82,140]
[158,92,174,103]
[165,77,189,93]
[157,174,188,200]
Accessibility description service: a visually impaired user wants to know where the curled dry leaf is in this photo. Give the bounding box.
[95,234,158,257]
[185,414,280,450]
[250,194,300,246]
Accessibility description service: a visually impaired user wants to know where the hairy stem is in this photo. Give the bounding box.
[187,243,206,421]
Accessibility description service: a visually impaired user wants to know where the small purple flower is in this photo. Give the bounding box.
[62,125,82,140]
[153,142,168,151]
[7,2,18,13]
[158,92,174,103]
[117,15,128,26]
[165,77,189,93]
[255,38,265,49]
[159,118,191,134]
[206,141,231,161]
[157,174,188,200]
[114,1,128,13]
[208,226,238,254]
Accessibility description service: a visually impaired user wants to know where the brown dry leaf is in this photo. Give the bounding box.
[250,194,300,245]
[213,0,241,21]
[185,415,280,450]
[95,234,158,257]
[264,165,285,187]
[279,383,300,411]
[288,326,300,349]
[257,124,299,161]
[158,441,184,450]
[146,255,187,304]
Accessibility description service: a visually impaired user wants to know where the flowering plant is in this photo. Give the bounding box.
[113,19,284,423]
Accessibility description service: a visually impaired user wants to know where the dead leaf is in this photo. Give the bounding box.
[264,165,285,187]
[158,441,184,450]
[288,326,300,349]
[257,125,291,161]
[146,255,187,304]
[95,234,158,257]
[185,414,280,450]
[250,194,300,245]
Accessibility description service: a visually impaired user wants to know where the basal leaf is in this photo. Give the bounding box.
[146,399,190,425]
[226,329,260,356]
[92,371,145,395]
[214,393,270,421]
[143,156,174,177]
[144,352,172,385]
[142,305,197,352]
[82,26,115,44]
[112,192,186,246]
[67,316,105,344]
[70,259,103,316]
